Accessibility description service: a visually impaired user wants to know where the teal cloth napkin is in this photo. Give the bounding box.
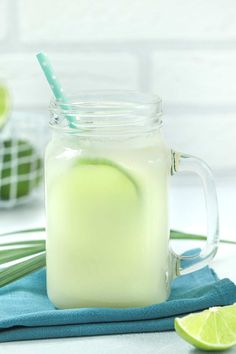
[0,263,235,342]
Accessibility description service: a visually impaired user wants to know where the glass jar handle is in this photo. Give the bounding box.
[171,151,219,276]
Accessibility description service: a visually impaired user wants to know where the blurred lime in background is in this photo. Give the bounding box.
[0,84,10,130]
[0,139,43,200]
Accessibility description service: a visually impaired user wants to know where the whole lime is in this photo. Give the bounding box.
[0,83,10,130]
[0,139,43,200]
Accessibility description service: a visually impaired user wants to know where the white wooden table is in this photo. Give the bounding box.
[0,182,236,354]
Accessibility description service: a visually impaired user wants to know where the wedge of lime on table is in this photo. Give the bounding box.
[0,139,43,200]
[0,83,10,129]
[175,303,236,351]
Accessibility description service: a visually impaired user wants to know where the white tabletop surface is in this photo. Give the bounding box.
[0,181,236,354]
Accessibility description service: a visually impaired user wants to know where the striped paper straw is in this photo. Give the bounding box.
[36,52,75,127]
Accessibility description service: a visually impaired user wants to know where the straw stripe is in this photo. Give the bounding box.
[36,52,75,127]
[36,52,68,103]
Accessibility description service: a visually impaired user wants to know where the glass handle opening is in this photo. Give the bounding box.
[170,151,219,276]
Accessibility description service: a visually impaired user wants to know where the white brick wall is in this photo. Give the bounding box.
[0,0,236,175]
[164,113,236,172]
[0,0,7,39]
[153,50,236,106]
[19,0,236,41]
[0,53,139,109]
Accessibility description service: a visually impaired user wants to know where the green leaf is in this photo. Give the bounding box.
[0,240,45,248]
[1,227,235,245]
[0,252,46,288]
[170,229,236,245]
[0,245,45,264]
[0,227,235,288]
[0,227,45,237]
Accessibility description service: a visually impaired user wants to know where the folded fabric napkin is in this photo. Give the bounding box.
[0,261,235,342]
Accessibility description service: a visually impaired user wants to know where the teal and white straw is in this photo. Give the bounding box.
[36,52,75,127]
[36,52,68,102]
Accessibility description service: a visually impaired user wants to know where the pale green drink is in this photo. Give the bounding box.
[46,92,219,309]
[46,92,171,308]
[46,136,170,308]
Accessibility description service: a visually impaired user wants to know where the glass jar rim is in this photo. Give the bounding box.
[49,90,163,136]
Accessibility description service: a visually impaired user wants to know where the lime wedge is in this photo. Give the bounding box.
[0,84,10,129]
[175,303,236,351]
[51,157,140,212]
[49,158,141,244]
[75,158,139,193]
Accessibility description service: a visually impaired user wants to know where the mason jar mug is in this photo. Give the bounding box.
[45,91,219,309]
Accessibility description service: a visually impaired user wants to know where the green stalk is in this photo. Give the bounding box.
[1,228,235,245]
[0,240,45,247]
[0,228,235,288]
[0,252,46,288]
[170,230,236,245]
[0,245,45,264]
[0,227,45,237]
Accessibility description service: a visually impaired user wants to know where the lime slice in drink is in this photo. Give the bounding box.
[0,84,10,129]
[175,303,236,351]
[49,158,141,242]
[75,158,139,193]
[53,158,140,209]
[52,158,140,200]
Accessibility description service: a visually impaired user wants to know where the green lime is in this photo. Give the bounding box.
[175,303,236,351]
[75,158,139,193]
[52,158,140,209]
[0,139,43,200]
[0,84,10,129]
[49,158,141,242]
